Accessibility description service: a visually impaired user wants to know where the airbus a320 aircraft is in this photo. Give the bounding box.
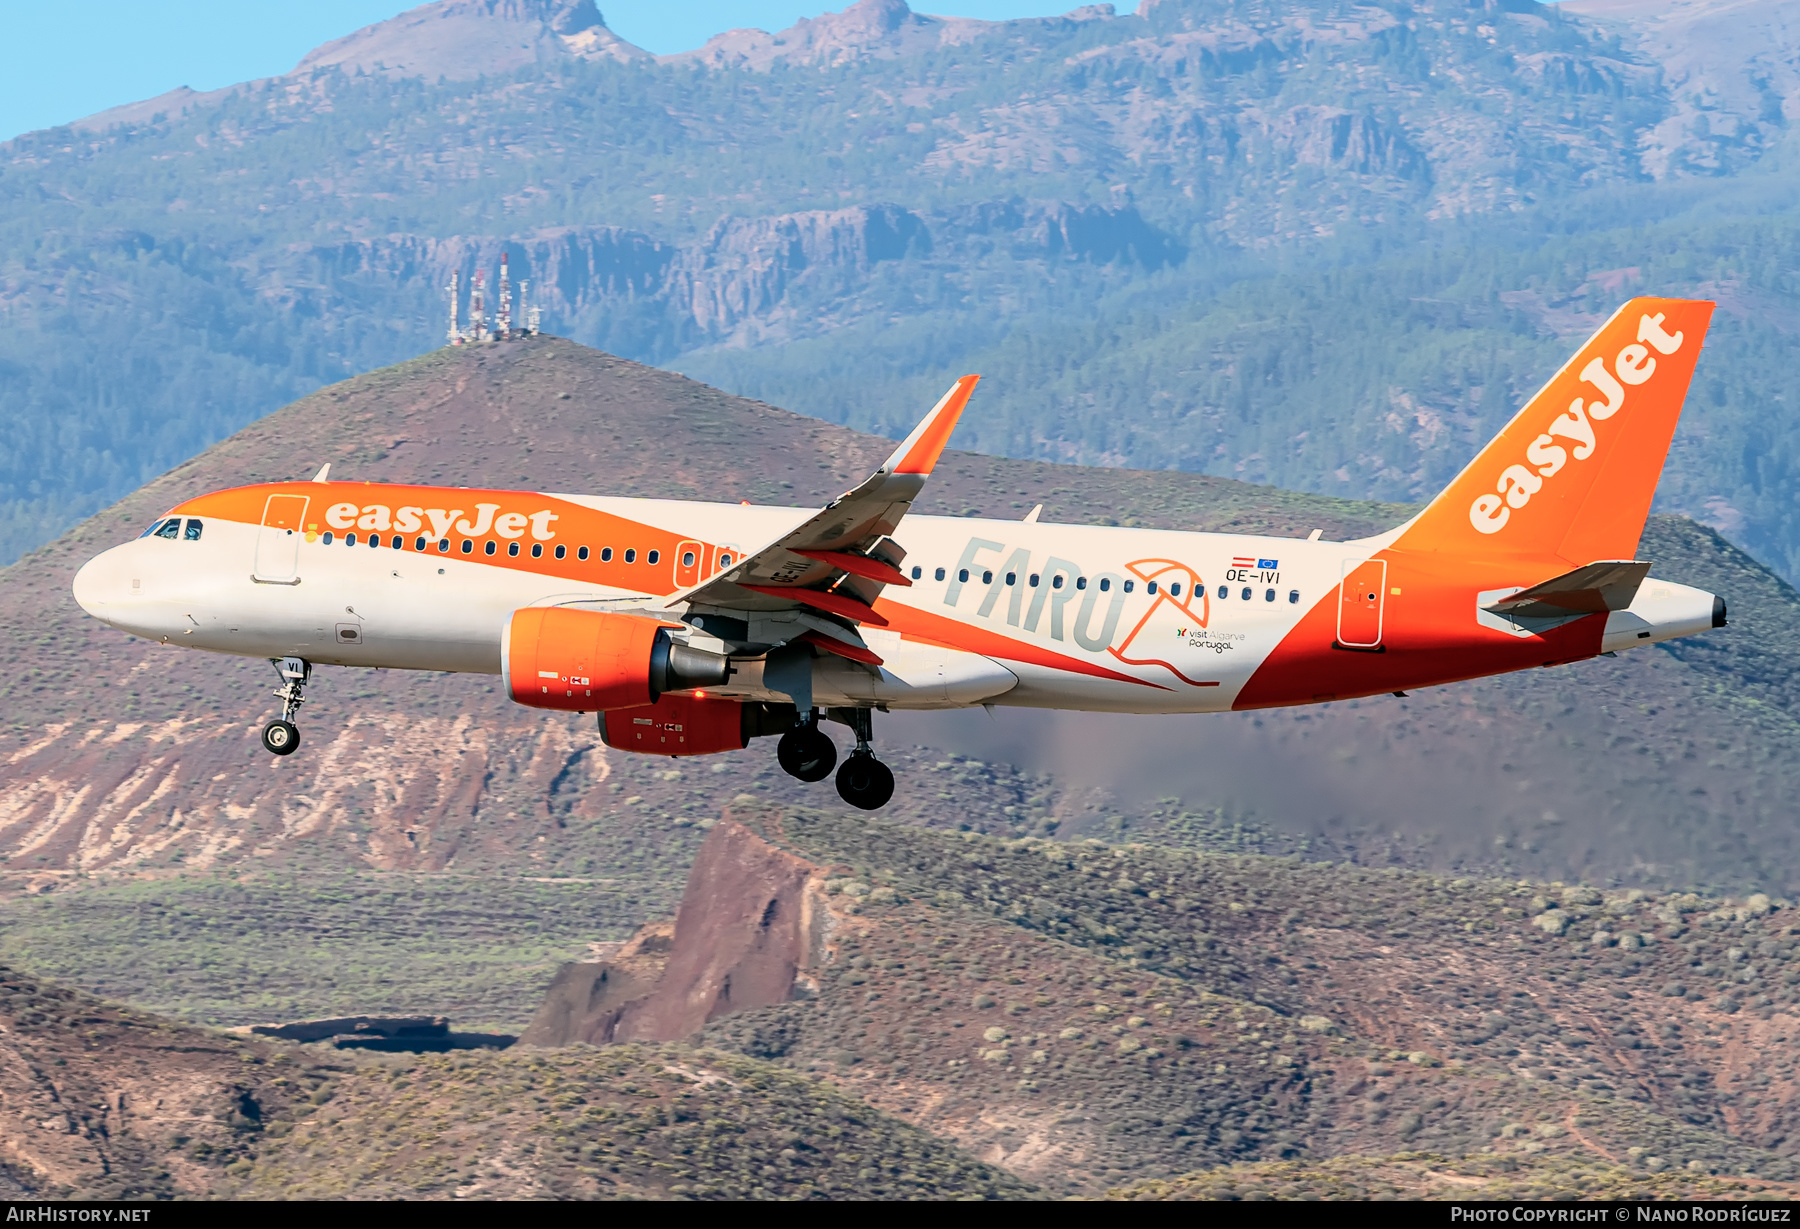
[73,297,1724,810]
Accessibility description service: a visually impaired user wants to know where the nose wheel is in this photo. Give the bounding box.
[262,657,310,758]
[262,720,300,756]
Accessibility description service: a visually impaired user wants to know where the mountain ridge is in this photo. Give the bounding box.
[6,0,1799,584]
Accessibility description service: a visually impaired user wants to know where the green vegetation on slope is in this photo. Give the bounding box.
[0,872,644,1029]
[227,1044,1036,1200]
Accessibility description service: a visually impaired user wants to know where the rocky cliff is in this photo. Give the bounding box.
[522,817,838,1045]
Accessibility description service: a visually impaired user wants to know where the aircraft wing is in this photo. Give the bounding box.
[667,375,979,649]
[1481,560,1652,619]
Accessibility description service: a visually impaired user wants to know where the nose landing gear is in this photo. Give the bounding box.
[262,657,310,757]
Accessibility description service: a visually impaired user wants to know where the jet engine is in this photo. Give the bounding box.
[601,695,794,758]
[502,607,729,712]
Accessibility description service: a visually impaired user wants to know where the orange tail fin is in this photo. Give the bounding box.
[1396,296,1714,566]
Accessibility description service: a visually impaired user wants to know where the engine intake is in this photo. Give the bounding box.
[503,607,730,712]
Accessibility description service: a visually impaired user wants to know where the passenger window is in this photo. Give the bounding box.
[1240,587,1252,601]
[1029,574,1040,587]
[555,545,566,560]
[982,570,993,584]
[1169,583,1180,597]
[910,566,922,580]
[415,537,427,551]
[184,519,204,541]
[1265,588,1276,602]
[156,520,181,540]
[1098,578,1110,592]
[601,547,613,562]
[719,554,732,568]
[622,549,634,563]
[322,532,334,544]
[509,542,520,557]
[1005,572,1016,586]
[935,567,946,582]
[579,546,591,561]
[1146,582,1157,595]
[346,533,358,546]
[648,549,661,565]
[438,539,450,552]
[1052,575,1064,590]
[682,551,696,568]
[958,568,969,583]
[392,535,403,549]
[1075,576,1086,590]
[1217,585,1228,599]
[460,540,472,554]
[1288,590,1300,604]
[1123,580,1134,593]
[485,541,497,555]
[531,543,542,558]
[370,534,381,548]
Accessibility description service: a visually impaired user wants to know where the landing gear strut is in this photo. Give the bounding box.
[262,657,309,757]
[776,709,837,782]
[831,707,894,811]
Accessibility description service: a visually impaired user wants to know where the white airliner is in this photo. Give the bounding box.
[73,297,1725,809]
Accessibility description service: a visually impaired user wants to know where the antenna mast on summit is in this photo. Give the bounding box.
[497,252,512,339]
[446,270,462,345]
[470,269,487,343]
[518,279,533,337]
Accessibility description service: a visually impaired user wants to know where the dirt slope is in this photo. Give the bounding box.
[517,804,1800,1195]
[0,966,338,1198]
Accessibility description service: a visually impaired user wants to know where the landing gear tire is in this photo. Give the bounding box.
[777,723,837,782]
[261,656,310,759]
[835,751,894,811]
[262,720,301,756]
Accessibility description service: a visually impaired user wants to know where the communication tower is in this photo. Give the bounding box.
[470,269,488,343]
[446,270,463,345]
[497,252,513,338]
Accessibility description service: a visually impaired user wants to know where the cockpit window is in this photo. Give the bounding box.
[155,520,181,540]
[139,519,165,538]
[184,519,203,541]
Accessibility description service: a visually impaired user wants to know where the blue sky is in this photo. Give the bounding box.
[0,1,1071,142]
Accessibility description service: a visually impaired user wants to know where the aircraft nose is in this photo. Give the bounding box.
[72,550,120,619]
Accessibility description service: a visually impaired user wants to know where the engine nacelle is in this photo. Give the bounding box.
[502,607,729,712]
[601,694,775,757]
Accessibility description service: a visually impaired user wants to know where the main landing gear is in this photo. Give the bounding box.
[777,707,894,811]
[262,657,310,757]
[776,712,836,782]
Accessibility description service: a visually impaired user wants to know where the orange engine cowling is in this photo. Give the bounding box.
[502,607,729,712]
[603,696,799,758]
[602,694,746,757]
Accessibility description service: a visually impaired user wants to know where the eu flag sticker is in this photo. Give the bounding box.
[1257,558,1279,570]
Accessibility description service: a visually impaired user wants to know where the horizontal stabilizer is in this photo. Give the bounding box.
[1482,560,1651,619]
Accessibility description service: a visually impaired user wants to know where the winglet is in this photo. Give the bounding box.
[885,375,979,475]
